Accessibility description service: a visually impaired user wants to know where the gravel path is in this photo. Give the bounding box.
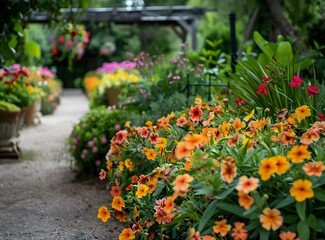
[0,89,123,240]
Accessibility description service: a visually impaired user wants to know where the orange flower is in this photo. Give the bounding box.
[280,129,296,145]
[201,236,216,240]
[294,105,311,122]
[115,130,128,144]
[131,175,138,183]
[189,228,201,240]
[164,196,175,213]
[97,206,111,222]
[119,161,124,171]
[146,120,153,128]
[106,160,113,170]
[287,145,311,163]
[221,161,237,183]
[231,222,248,240]
[173,173,194,193]
[279,231,299,240]
[242,138,256,151]
[233,118,246,131]
[303,161,325,177]
[175,141,192,160]
[227,133,240,147]
[184,159,193,171]
[176,116,188,127]
[259,208,283,231]
[203,111,215,126]
[290,179,314,202]
[146,148,157,160]
[119,228,135,240]
[237,191,254,210]
[110,185,122,197]
[115,211,127,222]
[189,105,203,122]
[236,176,259,193]
[274,156,290,174]
[136,184,149,198]
[184,134,205,148]
[221,121,232,136]
[201,127,217,144]
[99,169,106,180]
[126,184,133,191]
[213,219,231,237]
[111,196,125,211]
[258,157,277,181]
[147,181,158,194]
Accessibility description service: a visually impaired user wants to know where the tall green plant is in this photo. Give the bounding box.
[230,31,324,122]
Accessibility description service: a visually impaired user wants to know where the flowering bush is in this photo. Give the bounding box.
[98,96,325,240]
[68,107,130,174]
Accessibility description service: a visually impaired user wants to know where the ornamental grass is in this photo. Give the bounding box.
[97,96,325,240]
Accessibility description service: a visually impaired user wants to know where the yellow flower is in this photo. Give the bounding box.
[119,161,124,171]
[287,145,311,163]
[125,159,133,171]
[111,196,125,211]
[290,179,314,202]
[145,149,157,160]
[273,156,290,174]
[119,228,135,240]
[294,105,311,122]
[243,109,255,122]
[136,184,149,198]
[259,208,283,231]
[97,206,111,222]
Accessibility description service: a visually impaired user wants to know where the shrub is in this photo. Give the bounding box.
[0,100,20,112]
[68,107,129,174]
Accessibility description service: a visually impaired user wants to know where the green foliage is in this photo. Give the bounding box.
[0,100,20,112]
[68,107,129,174]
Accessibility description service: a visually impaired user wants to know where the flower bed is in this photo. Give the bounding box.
[98,97,325,239]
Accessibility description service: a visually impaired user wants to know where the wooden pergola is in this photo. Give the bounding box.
[29,6,216,50]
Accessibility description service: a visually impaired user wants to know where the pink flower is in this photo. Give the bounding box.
[235,97,246,108]
[257,84,268,95]
[99,169,106,180]
[290,75,303,88]
[308,86,320,97]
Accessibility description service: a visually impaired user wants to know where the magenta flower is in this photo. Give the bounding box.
[262,76,271,83]
[307,86,320,97]
[257,84,268,95]
[290,75,303,88]
[318,113,325,121]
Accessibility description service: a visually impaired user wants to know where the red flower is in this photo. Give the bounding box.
[189,105,203,122]
[262,76,271,83]
[318,113,325,121]
[290,75,303,88]
[58,35,65,43]
[51,47,58,55]
[70,30,77,38]
[257,84,268,95]
[307,86,320,97]
[235,97,246,108]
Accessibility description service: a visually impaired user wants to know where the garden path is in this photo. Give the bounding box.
[0,89,123,240]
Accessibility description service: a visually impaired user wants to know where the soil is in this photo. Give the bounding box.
[0,89,124,240]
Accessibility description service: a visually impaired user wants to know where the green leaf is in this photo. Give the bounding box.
[307,214,321,232]
[284,214,300,224]
[245,219,260,231]
[197,199,219,232]
[215,202,246,218]
[24,41,41,59]
[316,219,325,234]
[273,195,295,209]
[259,228,270,240]
[296,201,306,220]
[251,191,265,209]
[276,41,293,66]
[80,0,91,8]
[214,187,235,200]
[243,205,260,219]
[253,31,274,60]
[297,220,310,240]
[314,188,325,202]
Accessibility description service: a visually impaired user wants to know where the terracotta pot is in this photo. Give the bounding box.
[24,103,36,126]
[105,87,120,106]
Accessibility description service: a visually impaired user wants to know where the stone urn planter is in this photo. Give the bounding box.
[0,110,23,159]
